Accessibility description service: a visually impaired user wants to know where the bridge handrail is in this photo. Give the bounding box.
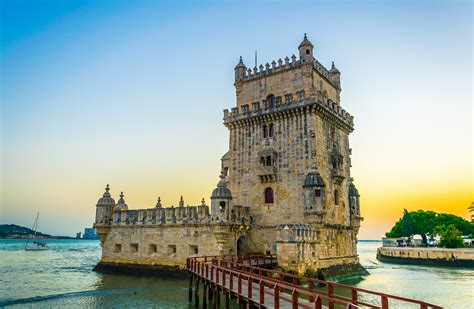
[221,261,378,308]
[188,257,359,308]
[187,255,442,309]
[220,260,442,309]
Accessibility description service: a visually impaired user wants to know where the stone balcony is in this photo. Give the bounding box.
[257,166,277,183]
[223,97,354,132]
[331,167,345,184]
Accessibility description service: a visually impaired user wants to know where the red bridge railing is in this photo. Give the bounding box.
[187,254,442,309]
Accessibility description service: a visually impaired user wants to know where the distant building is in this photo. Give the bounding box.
[76,232,82,239]
[83,227,98,239]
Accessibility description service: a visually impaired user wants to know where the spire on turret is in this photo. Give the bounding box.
[329,61,341,90]
[115,191,128,211]
[179,195,185,207]
[234,56,247,81]
[299,33,314,48]
[330,61,340,74]
[96,184,115,206]
[298,33,314,63]
[155,196,162,208]
[103,184,111,197]
[201,198,206,206]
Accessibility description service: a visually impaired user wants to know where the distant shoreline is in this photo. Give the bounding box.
[0,224,75,239]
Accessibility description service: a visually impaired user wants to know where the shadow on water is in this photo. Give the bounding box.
[3,273,192,308]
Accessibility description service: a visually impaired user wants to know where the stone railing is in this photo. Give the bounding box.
[224,97,354,128]
[239,56,337,88]
[241,55,299,81]
[112,205,211,226]
[111,205,252,226]
[276,224,317,242]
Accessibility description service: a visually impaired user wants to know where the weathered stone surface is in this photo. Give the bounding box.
[93,35,364,279]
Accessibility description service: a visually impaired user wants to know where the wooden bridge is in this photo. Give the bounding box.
[187,254,442,308]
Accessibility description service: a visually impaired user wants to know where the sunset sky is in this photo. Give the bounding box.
[1,0,472,239]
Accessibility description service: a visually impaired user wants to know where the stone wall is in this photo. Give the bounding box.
[100,224,237,268]
[378,247,474,261]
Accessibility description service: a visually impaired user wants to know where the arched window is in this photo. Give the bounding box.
[268,124,274,137]
[334,190,339,205]
[264,187,274,204]
[263,123,273,139]
[219,201,226,212]
[267,94,275,108]
[266,156,272,166]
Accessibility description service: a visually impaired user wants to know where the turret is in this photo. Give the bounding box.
[329,61,341,89]
[155,196,162,208]
[94,184,116,225]
[115,192,129,211]
[94,184,116,244]
[303,169,326,214]
[210,174,233,222]
[349,181,361,217]
[234,56,247,81]
[298,33,314,63]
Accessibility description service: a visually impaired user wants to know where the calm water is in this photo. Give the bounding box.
[0,239,472,308]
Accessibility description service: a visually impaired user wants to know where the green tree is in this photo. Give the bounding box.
[434,224,464,248]
[402,209,413,237]
[386,210,474,244]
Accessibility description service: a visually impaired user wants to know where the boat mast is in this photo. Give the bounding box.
[25,212,39,249]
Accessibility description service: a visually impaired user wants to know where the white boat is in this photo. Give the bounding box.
[24,213,49,251]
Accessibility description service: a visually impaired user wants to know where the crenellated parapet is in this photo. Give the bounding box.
[236,55,337,90]
[112,205,211,226]
[111,204,252,227]
[223,94,354,132]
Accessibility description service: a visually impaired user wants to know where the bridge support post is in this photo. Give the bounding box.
[203,282,208,308]
[225,291,230,309]
[208,283,212,301]
[194,278,200,308]
[188,274,193,303]
[216,287,221,307]
[211,285,217,309]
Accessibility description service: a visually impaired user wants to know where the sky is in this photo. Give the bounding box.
[1,0,472,239]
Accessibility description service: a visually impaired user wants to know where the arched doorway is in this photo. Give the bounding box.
[236,235,248,255]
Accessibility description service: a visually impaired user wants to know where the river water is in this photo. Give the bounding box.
[0,239,472,308]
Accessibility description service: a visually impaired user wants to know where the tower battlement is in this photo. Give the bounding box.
[236,56,337,89]
[234,35,342,111]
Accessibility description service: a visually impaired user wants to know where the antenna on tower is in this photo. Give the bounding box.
[255,50,257,68]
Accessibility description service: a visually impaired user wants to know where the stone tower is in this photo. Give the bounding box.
[222,34,363,276]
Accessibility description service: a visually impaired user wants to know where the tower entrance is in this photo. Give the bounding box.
[236,235,248,255]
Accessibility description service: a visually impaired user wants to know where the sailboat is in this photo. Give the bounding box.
[25,213,49,251]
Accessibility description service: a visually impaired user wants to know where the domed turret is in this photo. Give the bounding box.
[329,61,341,89]
[298,33,314,63]
[211,174,233,222]
[302,170,326,213]
[303,172,325,188]
[95,184,116,226]
[115,192,128,211]
[97,184,115,206]
[234,56,247,81]
[349,182,361,217]
[349,183,359,198]
[155,196,162,208]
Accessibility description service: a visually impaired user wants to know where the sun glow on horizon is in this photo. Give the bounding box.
[1,1,472,238]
